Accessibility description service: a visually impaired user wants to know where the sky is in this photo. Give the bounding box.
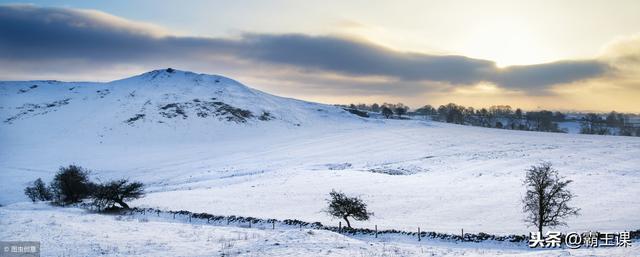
[0,1,639,112]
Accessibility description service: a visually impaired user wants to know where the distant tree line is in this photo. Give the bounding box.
[579,111,640,136]
[341,103,410,119]
[411,103,569,133]
[339,102,640,136]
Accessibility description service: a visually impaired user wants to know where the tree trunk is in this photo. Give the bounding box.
[538,223,543,235]
[116,199,129,209]
[343,216,351,228]
[538,192,544,235]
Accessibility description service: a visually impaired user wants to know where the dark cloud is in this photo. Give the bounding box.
[233,34,496,85]
[0,5,610,92]
[492,61,609,89]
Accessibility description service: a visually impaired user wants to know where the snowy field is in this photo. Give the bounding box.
[126,121,640,235]
[1,70,638,255]
[1,203,635,256]
[3,120,639,235]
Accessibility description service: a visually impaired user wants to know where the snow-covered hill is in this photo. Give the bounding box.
[0,68,367,192]
[0,68,360,143]
[1,69,639,256]
[0,68,365,204]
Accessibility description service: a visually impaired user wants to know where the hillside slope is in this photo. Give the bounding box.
[0,69,638,238]
[0,68,361,146]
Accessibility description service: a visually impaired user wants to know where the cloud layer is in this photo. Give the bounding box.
[0,5,612,93]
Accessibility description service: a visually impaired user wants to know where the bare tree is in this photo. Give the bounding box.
[522,162,580,234]
[381,107,393,119]
[394,106,408,118]
[50,165,93,204]
[92,179,144,210]
[371,103,380,112]
[24,178,52,202]
[326,190,372,228]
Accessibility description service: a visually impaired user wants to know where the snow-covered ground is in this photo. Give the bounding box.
[1,203,635,256]
[557,121,583,134]
[125,121,640,235]
[1,69,638,255]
